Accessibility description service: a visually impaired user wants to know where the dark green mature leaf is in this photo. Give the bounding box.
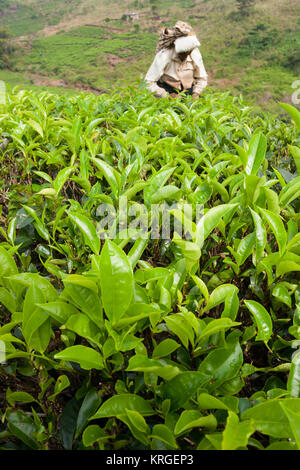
[63,276,102,327]
[76,388,101,437]
[161,372,211,410]
[59,397,81,450]
[7,411,41,449]
[23,205,50,241]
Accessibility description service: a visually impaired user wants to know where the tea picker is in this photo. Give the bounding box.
[144,21,208,99]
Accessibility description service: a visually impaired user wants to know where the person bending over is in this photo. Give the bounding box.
[144,21,208,99]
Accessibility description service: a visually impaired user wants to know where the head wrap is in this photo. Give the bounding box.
[156,21,197,53]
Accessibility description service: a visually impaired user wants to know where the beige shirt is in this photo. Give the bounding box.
[145,47,208,98]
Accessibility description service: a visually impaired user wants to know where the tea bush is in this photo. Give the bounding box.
[0,83,299,450]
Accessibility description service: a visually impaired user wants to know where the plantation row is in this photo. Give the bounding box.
[0,83,300,450]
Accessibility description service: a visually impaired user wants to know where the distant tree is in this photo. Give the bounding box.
[236,0,256,16]
[238,23,279,57]
[150,0,159,12]
[0,0,10,10]
[0,27,14,69]
[0,27,10,39]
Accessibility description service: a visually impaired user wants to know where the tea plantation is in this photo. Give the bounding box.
[0,83,300,450]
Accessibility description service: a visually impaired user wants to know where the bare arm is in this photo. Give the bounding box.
[191,48,208,96]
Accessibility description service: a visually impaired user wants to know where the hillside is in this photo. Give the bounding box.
[0,0,299,111]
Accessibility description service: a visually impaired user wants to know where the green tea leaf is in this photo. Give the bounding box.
[48,375,70,402]
[287,352,300,398]
[259,207,287,256]
[76,388,101,436]
[280,103,300,131]
[54,345,104,370]
[69,212,100,255]
[161,372,211,410]
[174,410,217,436]
[91,394,154,419]
[126,355,180,381]
[151,424,178,449]
[244,300,273,342]
[82,425,107,447]
[196,204,238,248]
[222,411,254,450]
[100,240,134,324]
[198,340,243,389]
[241,399,300,438]
[280,402,300,449]
[245,133,267,176]
[7,411,40,449]
[152,339,180,359]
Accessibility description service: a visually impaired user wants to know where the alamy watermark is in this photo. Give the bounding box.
[0,80,6,105]
[94,198,205,244]
[0,340,6,365]
[291,80,300,106]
